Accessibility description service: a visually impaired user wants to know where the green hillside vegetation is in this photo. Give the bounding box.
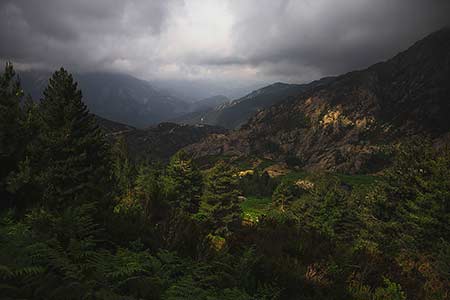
[237,168,378,223]
[1,64,449,299]
[240,196,272,222]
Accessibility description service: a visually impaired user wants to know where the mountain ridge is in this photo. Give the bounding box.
[174,77,335,129]
[19,71,190,128]
[184,28,450,173]
[95,115,227,162]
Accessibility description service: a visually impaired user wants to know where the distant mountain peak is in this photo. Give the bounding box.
[19,71,190,128]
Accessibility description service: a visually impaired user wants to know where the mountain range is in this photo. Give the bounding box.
[19,72,231,128]
[174,78,335,129]
[20,68,340,131]
[19,28,450,173]
[184,28,450,172]
[19,69,339,131]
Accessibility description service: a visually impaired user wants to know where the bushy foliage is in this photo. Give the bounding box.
[349,278,407,300]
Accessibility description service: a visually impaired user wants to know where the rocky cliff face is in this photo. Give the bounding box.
[185,28,450,173]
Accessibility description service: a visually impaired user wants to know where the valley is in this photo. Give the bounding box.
[1,3,449,297]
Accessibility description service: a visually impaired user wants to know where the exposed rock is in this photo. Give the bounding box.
[238,195,247,202]
[295,180,315,191]
[238,170,254,177]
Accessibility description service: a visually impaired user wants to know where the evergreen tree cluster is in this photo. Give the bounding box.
[0,63,449,299]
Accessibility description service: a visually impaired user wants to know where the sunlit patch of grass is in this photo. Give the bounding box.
[240,196,272,222]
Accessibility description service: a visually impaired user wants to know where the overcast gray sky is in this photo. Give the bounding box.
[1,0,449,92]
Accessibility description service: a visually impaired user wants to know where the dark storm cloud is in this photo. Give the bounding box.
[0,0,174,71]
[258,0,449,77]
[200,0,450,79]
[1,0,449,86]
[216,0,450,78]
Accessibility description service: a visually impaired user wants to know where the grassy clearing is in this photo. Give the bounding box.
[205,155,380,222]
[240,196,272,222]
[238,172,379,222]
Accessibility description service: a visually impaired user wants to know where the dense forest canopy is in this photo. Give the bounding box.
[0,63,449,299]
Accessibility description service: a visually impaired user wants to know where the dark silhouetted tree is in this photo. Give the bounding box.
[35,68,112,208]
[0,63,24,209]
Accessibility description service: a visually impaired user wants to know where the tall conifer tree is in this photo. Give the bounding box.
[37,68,112,208]
[0,63,24,207]
[203,160,241,236]
[165,150,203,214]
[112,136,133,197]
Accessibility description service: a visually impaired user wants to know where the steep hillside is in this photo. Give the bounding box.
[176,79,334,129]
[96,116,227,162]
[189,95,230,111]
[95,115,135,134]
[185,28,450,172]
[20,72,190,128]
[171,95,231,124]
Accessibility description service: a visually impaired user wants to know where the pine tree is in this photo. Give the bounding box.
[375,138,450,250]
[112,136,134,197]
[35,68,112,208]
[165,150,203,214]
[0,63,24,208]
[134,164,167,222]
[202,160,242,236]
[272,181,298,211]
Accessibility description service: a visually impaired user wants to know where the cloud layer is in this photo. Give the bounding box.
[1,0,449,89]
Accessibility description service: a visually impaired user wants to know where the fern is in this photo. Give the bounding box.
[0,265,13,279]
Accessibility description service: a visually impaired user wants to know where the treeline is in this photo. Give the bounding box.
[0,64,449,299]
